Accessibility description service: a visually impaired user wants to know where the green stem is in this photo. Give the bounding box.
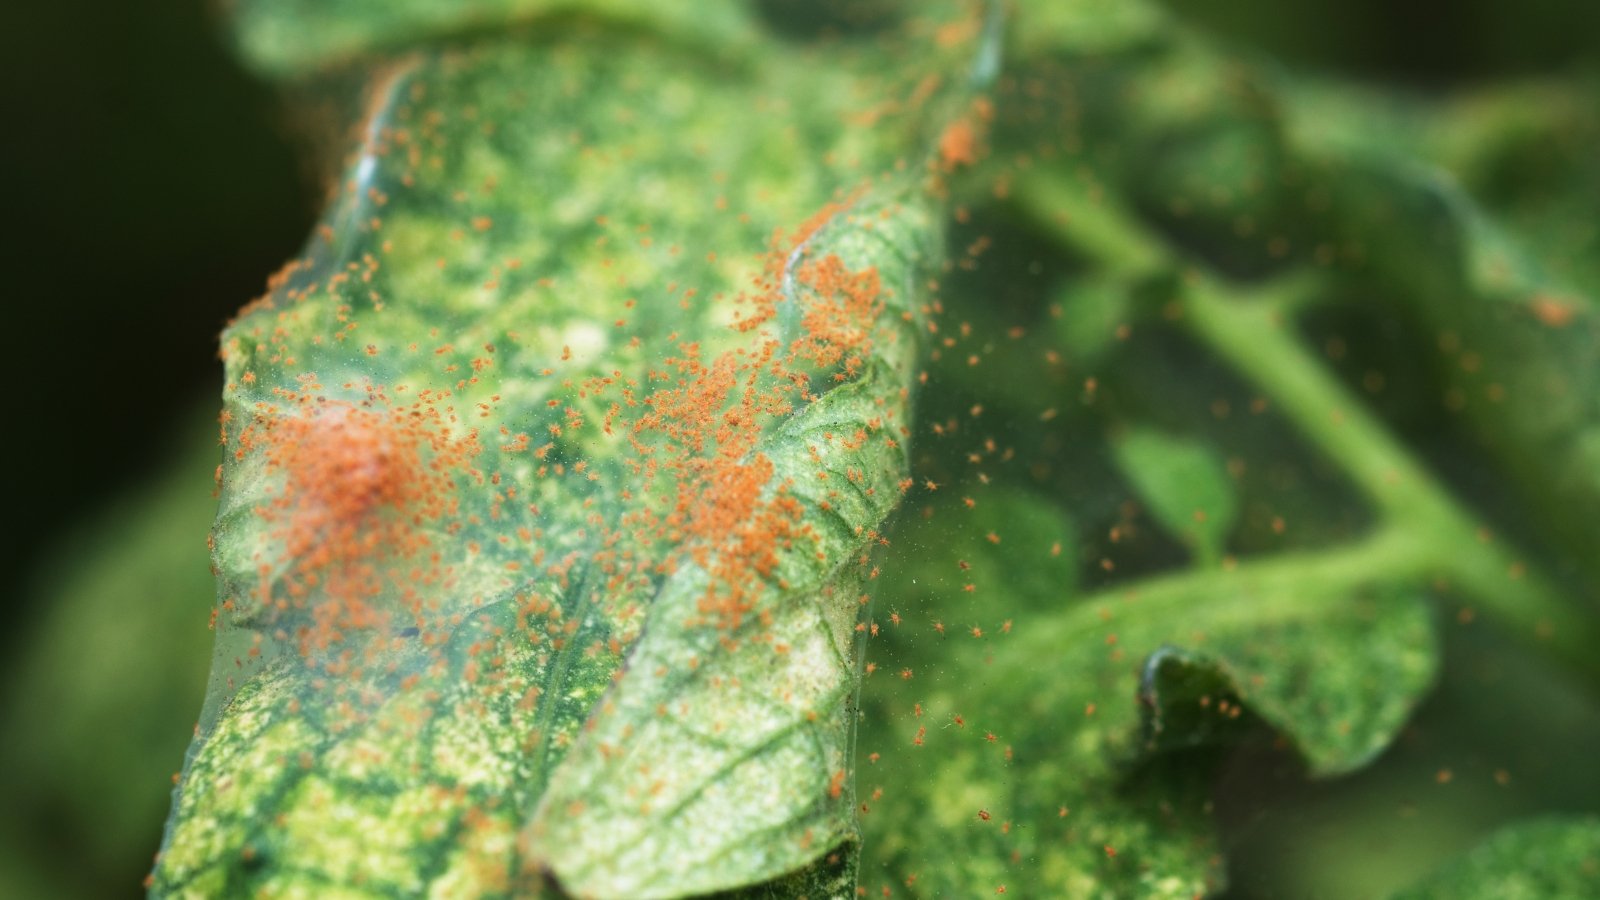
[1183,280,1596,677]
[997,527,1427,669]
[1015,169,1167,274]
[1181,276,1435,521]
[1015,169,1600,685]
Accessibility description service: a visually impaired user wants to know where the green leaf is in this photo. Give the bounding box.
[154,8,995,896]
[0,419,214,898]
[857,530,1439,896]
[1052,271,1138,364]
[1281,76,1600,296]
[225,0,763,78]
[1139,578,1438,776]
[1391,817,1600,900]
[1012,0,1167,58]
[1111,427,1239,567]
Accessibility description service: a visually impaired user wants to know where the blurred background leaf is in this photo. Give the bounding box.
[1390,816,1600,899]
[0,414,216,898]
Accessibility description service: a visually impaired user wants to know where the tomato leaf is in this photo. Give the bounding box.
[153,7,994,896]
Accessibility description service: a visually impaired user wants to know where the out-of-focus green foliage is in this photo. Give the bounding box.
[1111,427,1238,565]
[0,424,215,899]
[1393,817,1600,899]
[226,0,760,78]
[5,0,1600,898]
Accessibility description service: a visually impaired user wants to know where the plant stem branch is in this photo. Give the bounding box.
[996,527,1426,670]
[1182,278,1598,680]
[1014,169,1600,685]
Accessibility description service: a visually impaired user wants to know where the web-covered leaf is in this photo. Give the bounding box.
[153,6,996,896]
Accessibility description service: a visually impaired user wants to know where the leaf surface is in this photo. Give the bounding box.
[154,7,994,896]
[858,532,1438,896]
